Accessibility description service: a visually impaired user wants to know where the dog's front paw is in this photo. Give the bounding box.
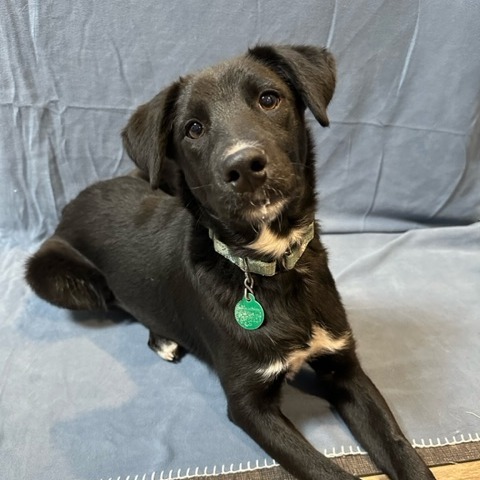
[148,332,181,362]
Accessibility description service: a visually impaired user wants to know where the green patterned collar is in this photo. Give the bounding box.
[209,222,315,277]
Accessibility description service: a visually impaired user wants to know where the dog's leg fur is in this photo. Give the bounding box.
[310,353,434,480]
[224,373,358,480]
[25,236,113,310]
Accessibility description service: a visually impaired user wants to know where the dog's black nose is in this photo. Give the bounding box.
[224,148,267,193]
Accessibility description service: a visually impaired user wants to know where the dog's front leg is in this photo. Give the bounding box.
[309,352,435,480]
[222,373,359,480]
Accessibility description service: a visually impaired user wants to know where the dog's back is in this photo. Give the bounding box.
[26,176,217,358]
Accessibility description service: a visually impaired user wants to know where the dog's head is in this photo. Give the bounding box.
[122,45,335,234]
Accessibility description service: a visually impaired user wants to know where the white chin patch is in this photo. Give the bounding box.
[244,198,286,225]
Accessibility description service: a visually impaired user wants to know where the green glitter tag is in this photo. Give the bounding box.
[234,293,264,330]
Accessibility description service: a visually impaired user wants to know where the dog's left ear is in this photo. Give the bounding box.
[248,45,336,127]
[122,81,181,189]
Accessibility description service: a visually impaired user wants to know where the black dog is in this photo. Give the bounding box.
[26,45,435,480]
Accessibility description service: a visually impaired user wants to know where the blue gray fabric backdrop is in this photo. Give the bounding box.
[1,1,479,480]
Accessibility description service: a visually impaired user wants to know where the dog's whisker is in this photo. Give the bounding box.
[190,183,213,191]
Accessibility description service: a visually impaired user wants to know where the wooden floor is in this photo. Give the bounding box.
[363,460,480,480]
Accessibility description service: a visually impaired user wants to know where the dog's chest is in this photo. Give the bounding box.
[256,326,350,381]
[248,225,310,259]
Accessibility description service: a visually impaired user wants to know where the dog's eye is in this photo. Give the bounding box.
[258,91,280,110]
[185,120,204,139]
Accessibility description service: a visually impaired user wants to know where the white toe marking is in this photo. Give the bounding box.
[155,341,179,362]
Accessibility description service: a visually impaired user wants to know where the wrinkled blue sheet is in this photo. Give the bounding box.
[1,1,480,479]
[1,0,479,241]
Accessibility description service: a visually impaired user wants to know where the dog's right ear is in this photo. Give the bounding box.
[122,81,181,189]
[248,45,336,127]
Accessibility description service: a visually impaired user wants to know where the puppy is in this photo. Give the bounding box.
[26,45,435,480]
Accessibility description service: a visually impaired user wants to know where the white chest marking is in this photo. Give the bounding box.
[255,360,285,380]
[286,327,350,378]
[249,226,308,259]
[256,327,351,381]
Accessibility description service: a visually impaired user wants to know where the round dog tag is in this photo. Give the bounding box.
[234,293,264,330]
